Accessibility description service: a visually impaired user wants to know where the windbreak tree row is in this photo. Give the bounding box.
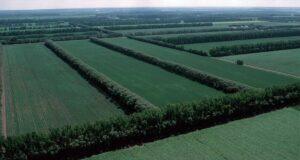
[2,34,100,45]
[129,27,249,36]
[154,29,300,44]
[45,40,158,113]
[104,22,213,30]
[0,27,99,36]
[128,36,208,56]
[1,83,299,160]
[90,37,246,93]
[97,28,123,37]
[209,40,300,57]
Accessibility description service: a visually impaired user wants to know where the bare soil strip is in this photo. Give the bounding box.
[217,58,300,80]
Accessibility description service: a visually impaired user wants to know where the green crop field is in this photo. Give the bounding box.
[184,36,300,52]
[103,37,299,88]
[144,30,244,38]
[3,43,124,136]
[86,106,300,160]
[57,40,223,106]
[220,48,300,77]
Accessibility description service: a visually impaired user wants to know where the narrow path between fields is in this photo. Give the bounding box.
[1,50,7,138]
[217,58,300,80]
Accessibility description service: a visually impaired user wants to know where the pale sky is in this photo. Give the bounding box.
[0,0,299,10]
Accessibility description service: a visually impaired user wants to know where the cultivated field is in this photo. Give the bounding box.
[184,36,300,52]
[1,8,300,160]
[57,40,223,106]
[2,43,124,136]
[144,30,244,38]
[86,106,300,160]
[103,37,299,88]
[221,48,300,77]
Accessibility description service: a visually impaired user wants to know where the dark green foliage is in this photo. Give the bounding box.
[104,23,213,30]
[156,29,300,45]
[210,40,300,57]
[2,35,92,45]
[129,27,249,36]
[1,83,299,160]
[236,60,244,65]
[97,28,123,37]
[44,40,157,113]
[0,27,98,36]
[91,37,246,93]
[128,36,208,56]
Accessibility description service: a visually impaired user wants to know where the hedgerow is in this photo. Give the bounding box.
[104,22,213,30]
[0,27,98,37]
[155,29,300,45]
[45,40,157,113]
[209,40,300,57]
[1,83,299,160]
[91,37,246,93]
[128,36,208,56]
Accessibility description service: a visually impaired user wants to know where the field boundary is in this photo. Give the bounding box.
[91,37,250,93]
[218,58,300,80]
[45,40,158,113]
[0,44,7,138]
[1,83,299,159]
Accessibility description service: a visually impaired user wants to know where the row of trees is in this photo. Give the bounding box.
[155,29,300,44]
[129,27,247,36]
[97,28,123,37]
[209,40,300,57]
[45,40,157,113]
[1,83,299,159]
[0,27,96,36]
[127,24,275,36]
[104,23,213,30]
[128,36,208,56]
[90,37,245,93]
[2,34,97,45]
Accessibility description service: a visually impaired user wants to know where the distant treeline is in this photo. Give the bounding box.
[130,27,248,36]
[130,24,300,36]
[153,29,300,44]
[104,23,213,30]
[128,36,208,56]
[209,40,300,57]
[45,40,157,113]
[91,37,245,93]
[1,33,105,45]
[0,27,94,36]
[1,83,299,159]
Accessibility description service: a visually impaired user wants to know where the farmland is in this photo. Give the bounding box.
[86,106,300,160]
[2,43,124,136]
[220,48,300,77]
[145,30,244,38]
[1,7,300,160]
[103,37,299,88]
[57,40,223,106]
[184,36,300,52]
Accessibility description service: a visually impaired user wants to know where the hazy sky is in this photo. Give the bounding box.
[1,0,299,10]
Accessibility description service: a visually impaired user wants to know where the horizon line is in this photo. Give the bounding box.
[1,6,300,11]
